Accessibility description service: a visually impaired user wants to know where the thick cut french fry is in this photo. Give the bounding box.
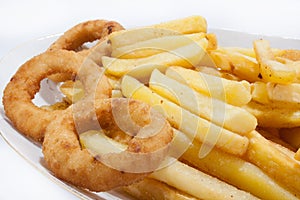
[253,40,296,84]
[121,75,249,156]
[111,33,207,59]
[246,130,300,196]
[60,80,85,103]
[228,52,261,82]
[218,47,256,58]
[149,160,258,200]
[125,64,169,84]
[151,15,207,34]
[181,139,298,200]
[208,51,232,71]
[276,49,300,61]
[209,50,261,82]
[109,28,181,50]
[251,81,300,107]
[251,82,270,104]
[267,82,300,103]
[244,101,300,128]
[108,15,207,49]
[123,178,198,200]
[165,66,251,106]
[215,47,300,61]
[80,130,127,155]
[103,39,207,77]
[149,69,257,135]
[205,33,218,51]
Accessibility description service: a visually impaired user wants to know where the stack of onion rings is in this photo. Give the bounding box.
[2,19,173,192]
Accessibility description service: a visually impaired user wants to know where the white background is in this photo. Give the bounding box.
[0,0,299,199]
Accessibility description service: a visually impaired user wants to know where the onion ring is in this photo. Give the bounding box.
[47,20,124,82]
[48,19,124,53]
[2,50,111,142]
[42,98,173,191]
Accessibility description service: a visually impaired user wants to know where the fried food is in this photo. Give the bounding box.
[149,69,257,135]
[121,75,249,156]
[149,160,258,200]
[246,130,300,196]
[165,66,252,106]
[47,20,124,82]
[48,19,124,53]
[181,139,298,200]
[42,98,173,191]
[253,39,296,84]
[4,16,300,199]
[124,178,198,200]
[2,50,82,142]
[2,48,112,142]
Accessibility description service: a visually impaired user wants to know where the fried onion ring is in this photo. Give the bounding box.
[2,50,111,142]
[42,98,173,191]
[48,19,124,53]
[47,20,124,82]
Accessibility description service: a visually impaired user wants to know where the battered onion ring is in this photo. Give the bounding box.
[2,50,111,142]
[42,98,173,191]
[48,19,124,53]
[47,20,124,82]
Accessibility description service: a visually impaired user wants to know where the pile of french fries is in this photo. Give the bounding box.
[63,16,300,199]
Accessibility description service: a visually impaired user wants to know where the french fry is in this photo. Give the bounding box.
[121,75,249,156]
[125,64,169,84]
[109,28,180,50]
[60,80,85,103]
[266,82,300,103]
[244,101,300,128]
[208,50,232,71]
[111,33,207,59]
[251,81,300,108]
[165,66,252,106]
[276,49,300,61]
[205,33,218,50]
[149,69,257,135]
[228,52,262,82]
[151,15,207,34]
[103,39,207,77]
[218,47,256,58]
[209,50,261,82]
[107,75,121,90]
[218,47,300,62]
[111,89,123,98]
[246,130,300,196]
[123,178,198,200]
[181,139,298,200]
[149,160,258,200]
[253,40,296,84]
[108,15,207,49]
[80,130,127,155]
[251,81,270,104]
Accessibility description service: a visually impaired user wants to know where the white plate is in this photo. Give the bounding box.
[0,29,299,199]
